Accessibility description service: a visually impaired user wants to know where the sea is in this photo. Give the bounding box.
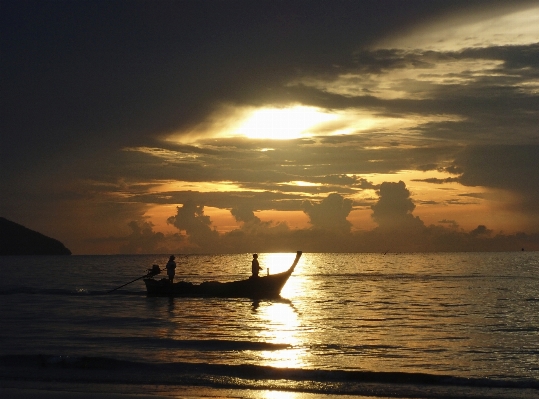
[0,252,538,399]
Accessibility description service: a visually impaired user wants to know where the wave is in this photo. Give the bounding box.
[0,286,145,296]
[1,354,537,398]
[0,287,295,302]
[85,337,291,351]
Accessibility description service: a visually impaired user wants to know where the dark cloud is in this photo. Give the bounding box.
[0,1,449,163]
[231,206,261,224]
[412,177,460,184]
[438,219,460,229]
[4,1,524,171]
[457,43,539,70]
[222,212,293,253]
[458,192,486,199]
[454,145,539,211]
[417,164,439,172]
[371,181,425,231]
[119,220,184,254]
[302,193,353,232]
[94,188,539,253]
[131,190,306,213]
[166,201,220,251]
[470,225,493,237]
[445,198,480,206]
[418,200,440,205]
[289,43,539,146]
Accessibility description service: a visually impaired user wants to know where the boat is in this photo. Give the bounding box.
[143,251,302,298]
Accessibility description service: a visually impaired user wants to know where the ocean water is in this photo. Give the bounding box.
[1,252,538,398]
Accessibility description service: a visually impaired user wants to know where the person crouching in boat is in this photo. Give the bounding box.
[251,254,262,278]
[166,255,176,283]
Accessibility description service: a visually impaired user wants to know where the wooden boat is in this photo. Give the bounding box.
[143,251,302,298]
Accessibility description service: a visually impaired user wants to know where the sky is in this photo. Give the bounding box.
[2,0,539,254]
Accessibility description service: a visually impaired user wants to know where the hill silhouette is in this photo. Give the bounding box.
[0,217,71,255]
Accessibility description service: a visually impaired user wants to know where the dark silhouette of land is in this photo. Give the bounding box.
[0,217,71,255]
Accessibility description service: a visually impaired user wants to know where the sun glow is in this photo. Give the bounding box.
[236,106,338,140]
[291,180,319,187]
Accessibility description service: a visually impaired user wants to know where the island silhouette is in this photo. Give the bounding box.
[0,217,71,255]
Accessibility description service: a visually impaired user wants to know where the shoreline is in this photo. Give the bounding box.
[3,380,537,399]
[0,382,385,399]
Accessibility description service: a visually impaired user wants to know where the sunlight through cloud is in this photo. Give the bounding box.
[235,106,338,140]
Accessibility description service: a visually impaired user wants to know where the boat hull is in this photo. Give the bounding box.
[144,251,302,298]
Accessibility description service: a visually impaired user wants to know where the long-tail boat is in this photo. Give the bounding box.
[143,251,302,298]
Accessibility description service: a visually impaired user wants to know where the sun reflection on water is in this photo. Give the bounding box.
[261,252,305,300]
[245,252,310,369]
[253,301,307,369]
[259,391,312,399]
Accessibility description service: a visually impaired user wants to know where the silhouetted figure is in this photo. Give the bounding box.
[148,264,161,277]
[166,255,176,283]
[251,254,262,278]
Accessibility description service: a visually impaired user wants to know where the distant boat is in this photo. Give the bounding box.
[144,251,302,298]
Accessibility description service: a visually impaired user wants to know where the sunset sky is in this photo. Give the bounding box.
[2,0,539,254]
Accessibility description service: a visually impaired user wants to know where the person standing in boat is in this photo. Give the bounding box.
[166,255,176,283]
[251,254,262,278]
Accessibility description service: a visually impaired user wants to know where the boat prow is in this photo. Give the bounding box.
[144,251,302,298]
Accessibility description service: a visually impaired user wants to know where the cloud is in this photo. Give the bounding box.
[454,145,539,212]
[118,220,184,254]
[470,225,493,237]
[221,220,293,253]
[79,187,539,254]
[438,219,460,229]
[3,1,539,253]
[412,177,460,184]
[289,41,539,145]
[166,201,220,250]
[375,2,539,51]
[302,193,353,232]
[231,206,261,224]
[371,181,425,231]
